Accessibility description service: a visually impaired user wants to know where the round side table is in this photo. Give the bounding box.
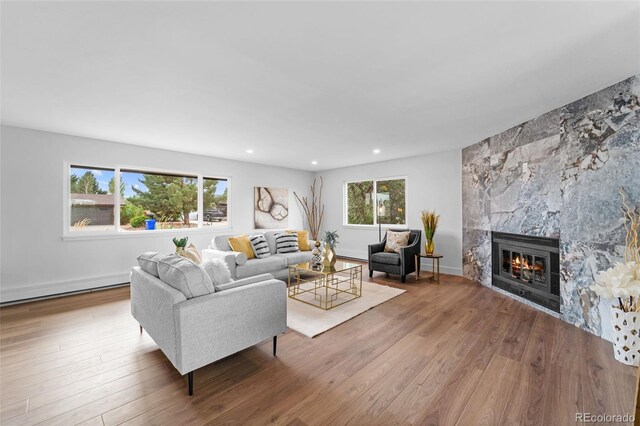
[415,253,443,283]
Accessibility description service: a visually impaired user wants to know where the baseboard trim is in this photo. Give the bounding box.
[0,272,131,304]
[337,249,463,276]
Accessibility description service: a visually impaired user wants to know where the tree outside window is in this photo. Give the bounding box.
[346,178,406,225]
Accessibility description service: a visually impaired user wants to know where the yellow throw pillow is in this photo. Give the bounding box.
[287,230,311,251]
[384,230,411,253]
[228,235,256,259]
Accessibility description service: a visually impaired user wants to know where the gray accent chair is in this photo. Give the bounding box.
[368,229,422,283]
[130,267,287,395]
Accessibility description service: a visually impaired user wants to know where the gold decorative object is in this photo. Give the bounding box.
[425,240,435,255]
[293,177,324,241]
[421,210,440,255]
[620,187,640,264]
[322,245,337,267]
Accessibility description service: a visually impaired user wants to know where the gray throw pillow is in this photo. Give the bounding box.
[137,252,168,277]
[157,255,215,299]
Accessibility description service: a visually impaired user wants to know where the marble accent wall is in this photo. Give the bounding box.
[462,75,640,337]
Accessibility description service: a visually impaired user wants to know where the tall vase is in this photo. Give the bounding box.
[322,245,337,267]
[612,307,640,366]
[425,239,434,255]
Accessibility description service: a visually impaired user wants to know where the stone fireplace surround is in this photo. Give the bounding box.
[462,75,640,340]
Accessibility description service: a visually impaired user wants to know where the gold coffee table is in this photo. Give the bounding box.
[288,261,363,310]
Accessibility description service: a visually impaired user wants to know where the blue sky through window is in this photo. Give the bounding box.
[71,167,228,199]
[70,167,114,193]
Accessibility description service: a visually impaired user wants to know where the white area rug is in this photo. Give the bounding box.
[287,281,406,338]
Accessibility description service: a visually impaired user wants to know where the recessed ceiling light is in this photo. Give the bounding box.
[311,160,318,165]
[246,149,254,154]
[373,149,381,154]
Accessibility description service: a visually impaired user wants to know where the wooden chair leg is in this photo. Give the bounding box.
[369,270,373,277]
[273,336,277,356]
[188,371,193,396]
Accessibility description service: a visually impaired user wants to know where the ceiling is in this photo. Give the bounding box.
[2,1,639,171]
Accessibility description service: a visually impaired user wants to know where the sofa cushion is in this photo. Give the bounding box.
[157,255,215,298]
[273,251,313,266]
[275,233,299,253]
[371,252,401,266]
[235,256,287,279]
[201,258,232,287]
[137,252,168,277]
[384,230,411,253]
[249,234,271,259]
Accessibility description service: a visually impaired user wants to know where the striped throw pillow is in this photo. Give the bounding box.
[275,233,299,253]
[249,234,271,258]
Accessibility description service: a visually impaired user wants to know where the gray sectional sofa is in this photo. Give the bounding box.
[202,231,315,280]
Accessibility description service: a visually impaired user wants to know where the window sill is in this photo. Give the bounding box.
[341,224,409,230]
[62,225,231,241]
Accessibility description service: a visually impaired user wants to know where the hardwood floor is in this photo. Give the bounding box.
[0,270,637,425]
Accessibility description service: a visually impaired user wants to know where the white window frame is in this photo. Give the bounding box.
[63,161,231,240]
[343,176,408,228]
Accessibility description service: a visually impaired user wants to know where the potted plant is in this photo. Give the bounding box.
[421,210,440,255]
[173,236,188,253]
[322,230,339,267]
[590,189,640,366]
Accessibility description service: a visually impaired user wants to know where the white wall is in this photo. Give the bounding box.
[0,126,314,302]
[316,149,463,276]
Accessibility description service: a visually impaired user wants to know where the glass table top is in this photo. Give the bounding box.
[291,261,361,274]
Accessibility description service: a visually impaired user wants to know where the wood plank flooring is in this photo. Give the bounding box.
[0,269,637,425]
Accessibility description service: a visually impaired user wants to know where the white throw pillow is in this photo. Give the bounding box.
[157,255,215,298]
[201,258,232,287]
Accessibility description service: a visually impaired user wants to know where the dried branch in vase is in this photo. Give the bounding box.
[293,177,325,241]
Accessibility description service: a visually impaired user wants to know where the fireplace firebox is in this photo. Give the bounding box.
[491,232,560,312]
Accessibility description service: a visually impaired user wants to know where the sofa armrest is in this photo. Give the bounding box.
[215,273,275,291]
[202,249,243,278]
[368,240,386,269]
[130,267,186,367]
[173,279,287,374]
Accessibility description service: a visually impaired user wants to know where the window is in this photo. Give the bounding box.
[346,178,406,226]
[203,177,228,226]
[376,178,406,225]
[346,180,374,225]
[120,170,198,231]
[66,164,230,233]
[69,166,116,231]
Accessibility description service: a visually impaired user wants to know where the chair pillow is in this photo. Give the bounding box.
[384,230,411,253]
[228,234,256,259]
[249,234,271,259]
[137,252,167,277]
[275,233,299,253]
[201,258,232,287]
[157,255,215,298]
[287,230,311,251]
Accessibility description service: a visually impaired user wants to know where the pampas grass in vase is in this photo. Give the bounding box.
[421,210,440,255]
